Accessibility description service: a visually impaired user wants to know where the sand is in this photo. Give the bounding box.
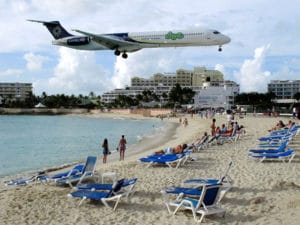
[0,113,299,225]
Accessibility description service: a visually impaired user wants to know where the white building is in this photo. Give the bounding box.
[193,81,239,109]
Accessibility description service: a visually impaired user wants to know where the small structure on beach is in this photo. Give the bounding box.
[35,102,46,108]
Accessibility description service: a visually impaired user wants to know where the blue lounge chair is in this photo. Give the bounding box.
[56,156,97,187]
[68,179,127,210]
[139,154,184,169]
[75,178,138,199]
[38,164,84,182]
[249,141,288,154]
[5,171,46,186]
[163,184,225,223]
[183,161,233,187]
[249,149,296,163]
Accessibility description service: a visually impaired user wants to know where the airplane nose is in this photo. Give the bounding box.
[223,35,231,44]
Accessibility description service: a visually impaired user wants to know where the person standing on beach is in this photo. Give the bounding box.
[210,118,216,135]
[118,135,127,161]
[102,138,109,163]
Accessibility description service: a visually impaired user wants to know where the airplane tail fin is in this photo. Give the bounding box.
[28,20,73,39]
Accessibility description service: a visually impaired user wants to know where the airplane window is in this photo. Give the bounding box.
[213,31,220,34]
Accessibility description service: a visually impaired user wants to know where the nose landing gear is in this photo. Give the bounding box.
[218,46,222,52]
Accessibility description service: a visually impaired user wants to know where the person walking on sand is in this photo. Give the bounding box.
[102,138,109,163]
[118,135,127,161]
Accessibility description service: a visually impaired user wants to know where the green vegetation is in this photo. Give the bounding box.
[234,91,300,113]
[0,91,102,109]
[107,84,195,108]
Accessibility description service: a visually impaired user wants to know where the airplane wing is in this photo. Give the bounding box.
[73,29,139,51]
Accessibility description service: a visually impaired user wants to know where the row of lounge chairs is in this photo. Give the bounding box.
[5,156,138,211]
[248,125,298,163]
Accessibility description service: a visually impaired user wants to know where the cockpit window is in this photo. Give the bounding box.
[213,31,220,34]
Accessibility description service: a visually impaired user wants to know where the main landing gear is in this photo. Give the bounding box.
[114,49,128,59]
[218,46,222,52]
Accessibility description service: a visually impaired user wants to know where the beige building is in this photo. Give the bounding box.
[0,82,32,101]
[131,66,223,87]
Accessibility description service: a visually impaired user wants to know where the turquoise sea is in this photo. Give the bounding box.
[0,115,163,178]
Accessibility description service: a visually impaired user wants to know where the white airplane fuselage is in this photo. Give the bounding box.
[28,20,230,58]
[53,29,230,52]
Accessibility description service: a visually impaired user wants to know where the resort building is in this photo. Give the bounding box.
[0,82,33,102]
[268,80,300,102]
[102,67,239,109]
[131,66,224,87]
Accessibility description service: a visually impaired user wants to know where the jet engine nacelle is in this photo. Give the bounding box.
[67,37,90,46]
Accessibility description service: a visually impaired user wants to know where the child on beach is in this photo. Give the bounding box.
[102,138,109,163]
[118,135,127,161]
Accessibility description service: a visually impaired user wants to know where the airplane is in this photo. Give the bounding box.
[28,20,230,59]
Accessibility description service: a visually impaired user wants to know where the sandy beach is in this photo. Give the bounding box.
[0,113,299,225]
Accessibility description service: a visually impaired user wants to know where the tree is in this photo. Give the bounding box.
[235,92,276,112]
[168,83,195,106]
[294,92,300,101]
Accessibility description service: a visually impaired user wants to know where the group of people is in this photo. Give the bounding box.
[101,135,127,163]
[204,117,245,145]
[179,117,188,127]
[268,120,297,132]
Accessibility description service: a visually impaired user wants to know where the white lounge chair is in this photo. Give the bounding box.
[56,156,97,187]
[163,184,225,223]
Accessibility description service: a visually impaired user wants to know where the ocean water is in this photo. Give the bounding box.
[0,115,164,178]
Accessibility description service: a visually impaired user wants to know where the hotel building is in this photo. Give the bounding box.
[268,80,300,101]
[102,67,239,109]
[0,82,33,102]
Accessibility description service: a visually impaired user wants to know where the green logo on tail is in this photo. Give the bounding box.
[165,31,184,40]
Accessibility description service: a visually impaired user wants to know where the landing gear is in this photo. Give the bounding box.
[115,49,128,58]
[218,46,222,52]
[122,52,128,59]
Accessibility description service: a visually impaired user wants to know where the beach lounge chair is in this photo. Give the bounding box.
[258,133,293,142]
[56,156,97,187]
[181,161,233,201]
[5,171,46,186]
[75,178,138,199]
[38,164,85,183]
[183,161,233,187]
[139,154,184,169]
[68,179,126,210]
[193,135,210,151]
[163,184,225,223]
[249,141,288,154]
[249,149,296,163]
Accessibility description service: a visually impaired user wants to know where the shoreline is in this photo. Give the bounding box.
[0,114,299,224]
[0,113,178,182]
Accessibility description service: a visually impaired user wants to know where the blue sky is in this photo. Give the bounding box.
[0,0,299,95]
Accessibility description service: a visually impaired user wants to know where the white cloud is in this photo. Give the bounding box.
[234,45,271,92]
[24,52,48,71]
[215,64,226,78]
[42,48,112,95]
[0,68,23,77]
[0,0,300,94]
[111,48,184,89]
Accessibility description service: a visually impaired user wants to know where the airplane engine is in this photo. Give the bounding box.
[67,37,90,46]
